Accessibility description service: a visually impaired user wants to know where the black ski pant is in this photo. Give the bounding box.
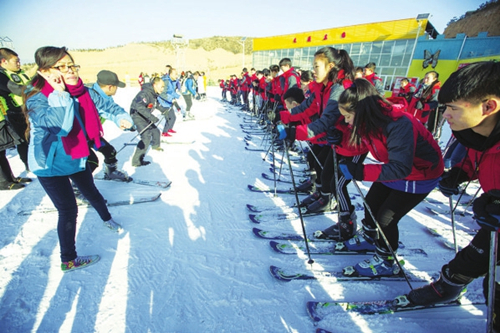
[7,111,29,169]
[87,137,118,173]
[162,107,176,134]
[182,94,193,112]
[448,227,500,305]
[0,150,15,184]
[307,144,331,187]
[131,113,160,165]
[321,150,366,213]
[362,182,429,252]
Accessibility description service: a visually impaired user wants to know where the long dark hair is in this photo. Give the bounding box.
[23,46,73,105]
[314,47,355,83]
[338,78,393,145]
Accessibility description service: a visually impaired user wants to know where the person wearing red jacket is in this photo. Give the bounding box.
[363,62,384,95]
[278,58,301,107]
[335,78,444,277]
[409,71,441,134]
[281,47,355,212]
[239,68,253,111]
[404,62,500,327]
[397,78,416,103]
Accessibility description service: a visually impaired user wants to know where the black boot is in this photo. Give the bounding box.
[407,265,473,306]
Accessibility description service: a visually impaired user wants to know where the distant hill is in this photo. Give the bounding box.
[443,0,500,37]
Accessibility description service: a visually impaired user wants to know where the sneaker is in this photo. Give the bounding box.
[104,169,131,182]
[61,255,100,273]
[335,233,376,252]
[132,160,151,167]
[168,129,176,134]
[103,218,123,233]
[0,182,25,190]
[161,132,172,137]
[300,191,321,207]
[344,254,399,277]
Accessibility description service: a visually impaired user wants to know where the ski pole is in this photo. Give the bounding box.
[460,187,481,217]
[351,179,414,290]
[449,196,459,253]
[487,230,498,333]
[116,117,162,155]
[284,139,314,265]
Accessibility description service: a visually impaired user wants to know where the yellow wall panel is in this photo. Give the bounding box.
[253,18,426,51]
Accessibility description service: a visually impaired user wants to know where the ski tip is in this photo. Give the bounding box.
[269,240,283,253]
[252,227,264,237]
[316,329,333,333]
[306,301,324,322]
[248,214,261,224]
[269,265,291,282]
[246,204,261,212]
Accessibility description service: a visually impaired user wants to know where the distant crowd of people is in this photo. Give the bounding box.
[0,46,207,273]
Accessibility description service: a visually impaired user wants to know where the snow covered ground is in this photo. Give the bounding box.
[0,87,487,332]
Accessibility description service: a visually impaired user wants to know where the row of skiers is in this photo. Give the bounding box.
[244,47,499,328]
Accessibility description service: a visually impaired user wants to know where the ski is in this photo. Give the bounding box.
[244,146,266,152]
[246,204,296,213]
[269,167,313,177]
[247,184,309,195]
[260,172,308,184]
[306,298,484,321]
[161,140,195,145]
[19,193,162,215]
[426,206,473,216]
[253,227,332,241]
[248,210,336,223]
[269,265,432,283]
[426,226,475,250]
[249,203,362,223]
[95,176,172,189]
[269,240,426,256]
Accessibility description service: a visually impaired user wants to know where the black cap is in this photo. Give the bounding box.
[97,70,126,88]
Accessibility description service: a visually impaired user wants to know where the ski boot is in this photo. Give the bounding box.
[334,224,377,252]
[406,265,473,306]
[295,179,315,193]
[304,193,334,213]
[343,247,399,277]
[314,210,357,241]
[104,163,132,182]
[299,190,321,207]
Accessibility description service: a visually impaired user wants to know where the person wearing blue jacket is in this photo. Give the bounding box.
[89,70,134,181]
[158,67,181,136]
[181,71,197,120]
[24,46,124,272]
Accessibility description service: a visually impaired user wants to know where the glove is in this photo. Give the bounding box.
[438,168,468,197]
[276,124,287,140]
[327,126,343,145]
[149,115,159,124]
[473,191,500,231]
[339,159,364,181]
[195,94,201,100]
[279,111,291,124]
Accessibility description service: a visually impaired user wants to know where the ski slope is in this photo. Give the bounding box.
[0,87,487,333]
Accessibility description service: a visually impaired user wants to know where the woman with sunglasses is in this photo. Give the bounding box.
[24,46,124,273]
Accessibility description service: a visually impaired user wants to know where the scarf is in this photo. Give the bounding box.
[41,78,103,159]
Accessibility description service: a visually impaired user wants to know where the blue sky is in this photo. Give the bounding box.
[0,0,485,64]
